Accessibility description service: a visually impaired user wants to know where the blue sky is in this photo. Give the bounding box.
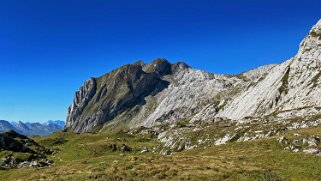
[0,0,320,122]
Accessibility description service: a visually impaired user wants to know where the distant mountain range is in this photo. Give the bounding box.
[0,120,65,136]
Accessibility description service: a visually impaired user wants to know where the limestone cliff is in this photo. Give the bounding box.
[66,20,321,133]
[216,19,321,120]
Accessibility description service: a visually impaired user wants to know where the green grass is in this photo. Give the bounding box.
[1,125,321,180]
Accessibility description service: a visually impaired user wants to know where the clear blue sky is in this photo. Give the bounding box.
[0,0,320,122]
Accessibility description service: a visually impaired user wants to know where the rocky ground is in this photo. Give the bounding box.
[64,21,321,153]
[2,125,321,180]
[126,112,321,154]
[0,130,57,169]
[278,133,321,155]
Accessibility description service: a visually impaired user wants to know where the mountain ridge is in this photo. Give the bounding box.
[216,19,321,120]
[0,120,65,136]
[66,20,321,136]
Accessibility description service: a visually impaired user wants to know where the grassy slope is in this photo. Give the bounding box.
[1,126,321,181]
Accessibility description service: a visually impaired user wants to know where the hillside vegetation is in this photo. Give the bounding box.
[1,125,321,181]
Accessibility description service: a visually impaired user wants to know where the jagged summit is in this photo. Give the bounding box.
[66,59,193,132]
[65,57,271,132]
[66,19,321,133]
[143,58,172,74]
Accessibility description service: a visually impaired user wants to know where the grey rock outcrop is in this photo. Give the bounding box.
[278,133,321,156]
[66,19,321,134]
[66,59,178,132]
[217,19,321,120]
[66,58,253,132]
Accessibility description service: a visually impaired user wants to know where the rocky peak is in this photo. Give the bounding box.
[297,20,321,61]
[66,19,321,133]
[66,59,179,132]
[133,60,145,66]
[143,58,172,75]
[291,20,321,81]
[16,121,30,131]
[0,120,16,133]
[171,62,191,72]
[66,56,249,132]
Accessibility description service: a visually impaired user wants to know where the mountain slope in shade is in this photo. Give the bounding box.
[66,19,321,133]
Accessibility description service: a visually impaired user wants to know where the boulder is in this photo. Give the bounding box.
[303,149,320,154]
[121,144,131,152]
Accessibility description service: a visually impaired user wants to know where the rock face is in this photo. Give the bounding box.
[66,59,176,132]
[217,19,321,120]
[66,58,252,132]
[66,19,321,133]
